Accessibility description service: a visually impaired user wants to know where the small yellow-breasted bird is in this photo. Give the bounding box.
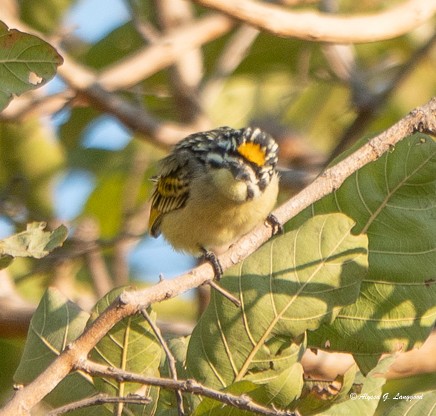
[148,126,280,277]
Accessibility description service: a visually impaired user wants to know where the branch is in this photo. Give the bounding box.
[201,24,260,105]
[73,218,114,297]
[1,97,434,415]
[142,309,185,415]
[192,0,436,43]
[96,13,232,92]
[47,393,151,416]
[153,0,206,124]
[57,15,233,147]
[326,31,436,162]
[0,13,231,146]
[78,360,297,416]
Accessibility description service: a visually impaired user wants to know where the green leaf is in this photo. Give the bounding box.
[186,213,368,393]
[0,21,63,111]
[0,339,24,403]
[307,134,436,369]
[83,22,144,70]
[14,288,95,411]
[82,145,154,237]
[376,372,436,416]
[0,255,13,269]
[88,288,162,414]
[261,362,304,408]
[0,222,68,260]
[19,0,74,34]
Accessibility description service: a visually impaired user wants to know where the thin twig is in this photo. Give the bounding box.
[73,218,113,297]
[47,393,151,416]
[141,309,185,416]
[113,149,151,286]
[75,83,198,149]
[327,32,436,163]
[96,13,232,92]
[79,360,298,416]
[0,13,231,145]
[208,280,241,307]
[153,0,206,124]
[201,24,260,105]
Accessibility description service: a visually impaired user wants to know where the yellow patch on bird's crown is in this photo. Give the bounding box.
[237,142,266,166]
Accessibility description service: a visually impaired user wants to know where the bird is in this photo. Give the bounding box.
[148,126,280,278]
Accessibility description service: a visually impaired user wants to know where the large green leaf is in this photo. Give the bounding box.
[0,21,63,111]
[186,213,368,394]
[88,288,162,415]
[307,134,436,370]
[14,288,96,413]
[0,222,68,268]
[195,344,306,415]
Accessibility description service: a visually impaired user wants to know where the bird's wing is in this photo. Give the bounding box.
[148,154,190,237]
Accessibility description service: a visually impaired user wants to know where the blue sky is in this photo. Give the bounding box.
[65,0,131,43]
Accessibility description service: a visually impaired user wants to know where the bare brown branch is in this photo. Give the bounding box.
[47,393,151,416]
[327,32,436,162]
[153,0,206,124]
[192,0,436,43]
[142,309,184,415]
[79,360,298,416]
[97,13,232,92]
[0,13,231,145]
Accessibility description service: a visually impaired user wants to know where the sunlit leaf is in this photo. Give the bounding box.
[0,222,68,261]
[0,21,63,111]
[307,134,436,370]
[261,362,304,407]
[88,287,161,414]
[13,288,95,412]
[187,213,368,394]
